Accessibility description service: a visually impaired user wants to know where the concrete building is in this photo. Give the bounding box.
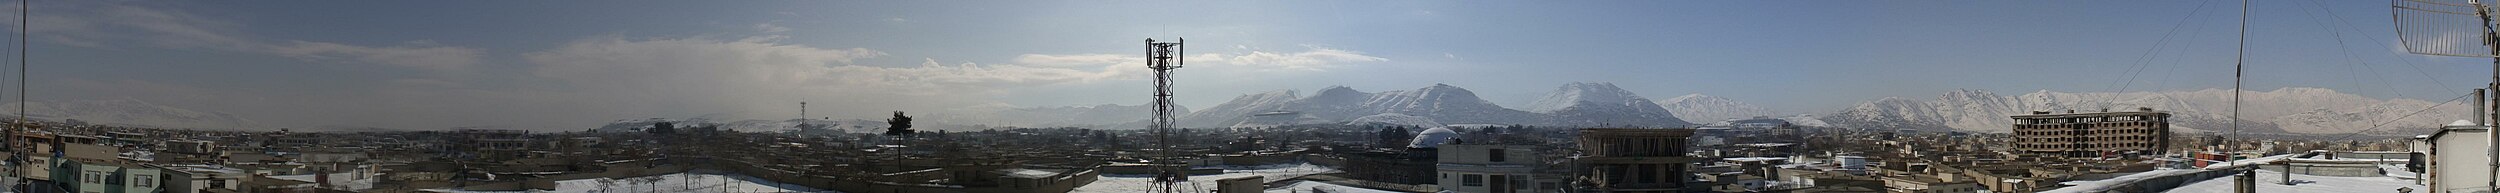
[454,129,530,161]
[160,164,247,193]
[1217,176,1262,193]
[2421,120,2493,193]
[1437,144,1539,193]
[164,140,215,155]
[1879,174,1981,193]
[1576,128,1700,193]
[1341,127,1457,186]
[58,160,162,193]
[2010,109,2170,158]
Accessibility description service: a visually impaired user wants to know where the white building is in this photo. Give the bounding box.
[1437,144,1539,193]
[2423,120,2494,193]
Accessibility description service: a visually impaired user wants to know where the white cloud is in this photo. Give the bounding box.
[516,35,1162,122]
[1012,54,1132,67]
[753,23,792,33]
[1188,46,1389,71]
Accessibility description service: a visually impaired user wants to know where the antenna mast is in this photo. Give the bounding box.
[1145,38,1185,193]
[2228,0,2247,169]
[7,0,22,189]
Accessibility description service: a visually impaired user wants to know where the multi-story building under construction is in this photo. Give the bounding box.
[2010,108,2171,158]
[1575,128,1700,193]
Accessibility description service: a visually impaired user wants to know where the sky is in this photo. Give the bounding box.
[11,0,2496,130]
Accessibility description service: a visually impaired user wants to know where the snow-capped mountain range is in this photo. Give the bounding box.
[1178,83,1691,128]
[1660,93,1780,122]
[0,98,260,129]
[1822,88,2464,135]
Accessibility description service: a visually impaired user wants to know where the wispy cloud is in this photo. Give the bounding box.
[271,41,483,71]
[1189,45,1389,71]
[25,3,482,71]
[753,23,792,33]
[518,35,1162,120]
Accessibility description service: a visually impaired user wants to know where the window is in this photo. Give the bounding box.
[1462,174,1483,186]
[1488,148,1505,162]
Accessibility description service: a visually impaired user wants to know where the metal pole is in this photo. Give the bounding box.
[2475,0,2500,191]
[2228,0,2247,169]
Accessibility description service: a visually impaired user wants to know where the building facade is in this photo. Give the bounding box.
[2010,109,2171,158]
[2422,121,2492,193]
[1576,128,1700,193]
[1438,144,1540,193]
[454,129,531,161]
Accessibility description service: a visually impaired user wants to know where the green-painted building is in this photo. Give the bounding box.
[54,159,165,193]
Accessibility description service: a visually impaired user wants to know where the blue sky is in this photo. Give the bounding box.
[17,1,2494,130]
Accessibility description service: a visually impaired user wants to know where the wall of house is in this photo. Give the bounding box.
[2431,128,2493,193]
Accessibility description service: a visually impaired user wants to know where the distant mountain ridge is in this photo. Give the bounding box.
[1660,93,1779,122]
[1178,83,1690,128]
[1821,88,2461,135]
[0,98,260,129]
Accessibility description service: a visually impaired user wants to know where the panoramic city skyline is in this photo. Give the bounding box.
[0,1,2467,193]
[14,0,2491,130]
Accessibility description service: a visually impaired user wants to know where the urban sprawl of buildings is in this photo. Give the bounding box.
[0,106,2469,193]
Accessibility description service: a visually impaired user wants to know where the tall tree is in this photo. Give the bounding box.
[884,111,913,136]
[649,122,676,134]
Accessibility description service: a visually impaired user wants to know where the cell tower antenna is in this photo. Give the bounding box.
[1145,37,1186,193]
[2394,0,2500,190]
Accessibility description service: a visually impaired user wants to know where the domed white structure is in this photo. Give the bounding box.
[1408,127,1459,148]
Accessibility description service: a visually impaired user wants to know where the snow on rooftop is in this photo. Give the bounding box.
[425,171,833,193]
[2042,169,2202,193]
[1000,169,1062,178]
[1073,163,1336,193]
[269,172,378,191]
[2204,154,2298,170]
[2162,169,2421,193]
[1271,180,1403,193]
[1723,157,1788,162]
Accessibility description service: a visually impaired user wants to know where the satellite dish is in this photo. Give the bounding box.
[2394,0,2500,57]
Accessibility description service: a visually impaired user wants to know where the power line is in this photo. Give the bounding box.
[2303,0,2461,96]
[2100,0,2222,110]
[2325,91,2473,142]
[2290,0,2406,101]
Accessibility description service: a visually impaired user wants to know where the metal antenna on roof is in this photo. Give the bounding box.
[2394,0,2500,190]
[1145,37,1186,193]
